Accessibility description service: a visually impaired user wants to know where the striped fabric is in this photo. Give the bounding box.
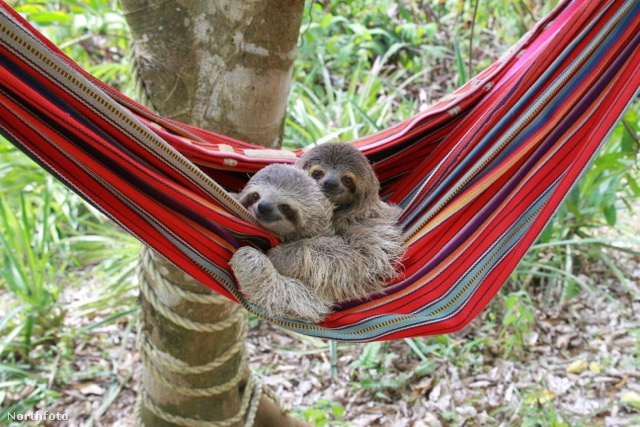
[0,0,638,341]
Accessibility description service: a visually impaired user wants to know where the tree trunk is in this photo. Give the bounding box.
[120,1,309,426]
[123,0,303,148]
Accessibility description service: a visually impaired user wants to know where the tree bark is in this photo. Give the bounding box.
[120,1,309,426]
[122,0,303,147]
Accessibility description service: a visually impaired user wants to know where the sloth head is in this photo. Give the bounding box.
[295,142,381,215]
[238,164,334,241]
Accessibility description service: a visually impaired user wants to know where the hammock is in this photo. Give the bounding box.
[0,0,638,342]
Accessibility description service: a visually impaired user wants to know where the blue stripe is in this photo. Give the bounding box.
[400,1,616,227]
[475,0,640,180]
[279,185,554,341]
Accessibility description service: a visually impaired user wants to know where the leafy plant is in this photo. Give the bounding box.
[10,0,132,93]
[498,290,536,359]
[0,181,66,357]
[299,399,347,426]
[521,398,570,427]
[0,2,138,418]
[349,342,411,398]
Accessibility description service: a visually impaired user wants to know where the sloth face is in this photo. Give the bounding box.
[306,165,358,209]
[297,142,379,212]
[240,187,301,238]
[237,164,333,241]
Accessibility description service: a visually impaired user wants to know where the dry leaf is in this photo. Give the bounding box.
[566,359,588,374]
[524,389,556,405]
[411,377,435,397]
[588,361,602,374]
[621,391,640,408]
[76,383,105,396]
[614,376,628,389]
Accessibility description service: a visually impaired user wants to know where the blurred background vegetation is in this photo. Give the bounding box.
[0,0,638,425]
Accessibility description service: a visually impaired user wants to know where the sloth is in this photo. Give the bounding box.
[295,142,401,232]
[230,164,391,322]
[295,141,404,284]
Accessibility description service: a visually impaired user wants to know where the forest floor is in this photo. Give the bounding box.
[44,212,640,427]
[244,223,640,427]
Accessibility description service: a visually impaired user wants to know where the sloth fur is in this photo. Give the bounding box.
[295,141,404,287]
[230,164,398,323]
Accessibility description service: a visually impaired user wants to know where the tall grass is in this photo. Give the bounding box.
[0,0,139,418]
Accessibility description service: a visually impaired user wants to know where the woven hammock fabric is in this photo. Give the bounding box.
[0,0,638,342]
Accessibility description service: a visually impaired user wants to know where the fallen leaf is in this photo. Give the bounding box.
[621,391,640,408]
[524,389,556,405]
[589,361,602,374]
[410,376,434,397]
[614,376,628,389]
[75,383,105,396]
[566,359,588,374]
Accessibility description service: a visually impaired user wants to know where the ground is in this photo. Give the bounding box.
[41,215,640,427]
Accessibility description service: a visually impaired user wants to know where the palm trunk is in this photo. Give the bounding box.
[120,1,309,426]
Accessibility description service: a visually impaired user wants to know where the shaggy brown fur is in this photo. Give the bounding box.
[295,142,402,232]
[295,142,405,288]
[235,164,333,240]
[230,164,397,322]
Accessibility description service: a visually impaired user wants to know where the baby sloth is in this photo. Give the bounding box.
[230,164,387,322]
[295,142,405,285]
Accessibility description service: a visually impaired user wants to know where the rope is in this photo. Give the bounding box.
[136,376,262,427]
[139,247,230,305]
[135,246,280,427]
[141,344,248,397]
[138,251,244,333]
[139,326,247,375]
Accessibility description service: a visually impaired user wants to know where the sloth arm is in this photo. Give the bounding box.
[269,230,402,301]
[268,237,355,298]
[342,218,405,265]
[342,219,404,291]
[229,246,332,323]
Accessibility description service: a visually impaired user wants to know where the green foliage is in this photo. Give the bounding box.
[285,54,419,148]
[556,106,640,232]
[9,0,132,93]
[0,2,137,417]
[408,333,488,369]
[299,399,347,426]
[520,399,570,427]
[285,0,453,149]
[498,290,536,358]
[0,183,65,357]
[0,154,139,415]
[512,103,640,304]
[298,0,443,77]
[350,342,412,398]
[0,363,61,421]
[353,341,383,370]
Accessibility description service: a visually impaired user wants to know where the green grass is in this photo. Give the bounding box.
[0,3,139,416]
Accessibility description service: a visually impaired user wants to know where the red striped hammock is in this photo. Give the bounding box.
[0,0,638,342]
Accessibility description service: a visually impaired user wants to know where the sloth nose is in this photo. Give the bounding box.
[323,178,340,192]
[257,201,275,215]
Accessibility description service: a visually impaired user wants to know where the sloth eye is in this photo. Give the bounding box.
[279,204,291,213]
[311,170,324,180]
[250,192,260,202]
[341,176,354,187]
